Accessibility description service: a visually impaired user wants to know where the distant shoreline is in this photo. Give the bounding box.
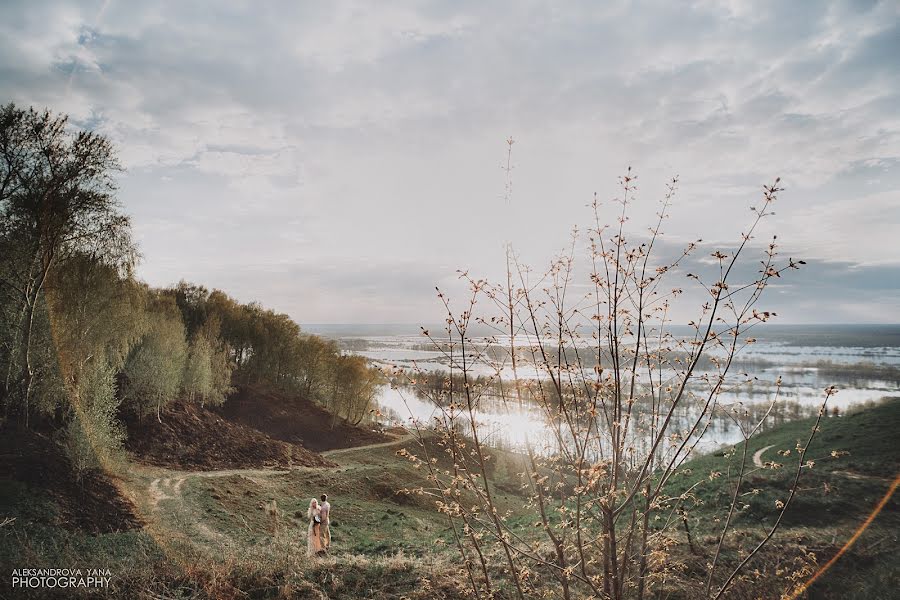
[302,322,900,346]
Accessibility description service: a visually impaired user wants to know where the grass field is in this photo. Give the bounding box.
[2,399,898,598]
[664,397,900,598]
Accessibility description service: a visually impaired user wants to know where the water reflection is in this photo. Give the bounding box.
[354,333,900,456]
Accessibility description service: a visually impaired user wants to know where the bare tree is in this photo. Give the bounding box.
[396,169,831,599]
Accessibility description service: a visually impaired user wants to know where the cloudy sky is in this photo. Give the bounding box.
[2,0,898,324]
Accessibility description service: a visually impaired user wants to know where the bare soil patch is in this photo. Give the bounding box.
[125,399,333,470]
[215,385,390,452]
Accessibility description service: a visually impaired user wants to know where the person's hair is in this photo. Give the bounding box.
[320,494,327,501]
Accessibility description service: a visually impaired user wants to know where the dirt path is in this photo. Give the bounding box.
[146,468,291,510]
[322,433,415,458]
[831,470,893,482]
[142,466,298,554]
[753,444,775,468]
[141,432,417,552]
[146,434,414,507]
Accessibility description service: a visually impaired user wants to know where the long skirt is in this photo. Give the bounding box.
[307,522,322,557]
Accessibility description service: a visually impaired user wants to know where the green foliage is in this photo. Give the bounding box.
[0,104,134,271]
[122,295,188,420]
[205,322,235,407]
[183,333,214,403]
[21,297,67,417]
[296,333,340,401]
[328,354,383,425]
[169,280,212,338]
[62,417,99,479]
[244,308,302,385]
[163,281,380,418]
[47,254,147,376]
[183,320,234,407]
[62,360,125,478]
[0,103,135,421]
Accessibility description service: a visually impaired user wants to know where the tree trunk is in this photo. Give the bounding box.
[20,248,54,427]
[21,292,39,427]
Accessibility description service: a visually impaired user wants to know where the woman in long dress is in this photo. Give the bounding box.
[306,498,322,557]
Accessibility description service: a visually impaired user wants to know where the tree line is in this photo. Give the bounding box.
[0,103,380,477]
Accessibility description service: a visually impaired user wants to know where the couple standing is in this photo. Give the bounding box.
[306,494,331,556]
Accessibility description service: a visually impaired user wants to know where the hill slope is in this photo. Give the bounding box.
[667,397,900,599]
[0,425,142,535]
[125,399,334,470]
[3,398,897,599]
[215,385,389,451]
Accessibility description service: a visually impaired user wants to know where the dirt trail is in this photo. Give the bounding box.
[146,434,414,508]
[140,431,419,555]
[147,468,290,507]
[831,470,893,482]
[143,466,298,553]
[747,446,889,482]
[322,433,415,458]
[753,444,775,468]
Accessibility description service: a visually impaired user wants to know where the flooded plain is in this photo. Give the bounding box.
[308,324,900,454]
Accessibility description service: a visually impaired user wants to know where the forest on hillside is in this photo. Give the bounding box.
[0,103,381,479]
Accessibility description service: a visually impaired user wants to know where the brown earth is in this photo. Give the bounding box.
[125,399,334,470]
[0,423,143,534]
[214,385,390,452]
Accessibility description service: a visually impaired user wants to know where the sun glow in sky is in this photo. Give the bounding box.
[1,1,898,323]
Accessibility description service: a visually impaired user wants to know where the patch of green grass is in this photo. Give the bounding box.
[662,398,900,599]
[167,437,533,559]
[0,479,60,527]
[666,398,900,525]
[0,523,167,599]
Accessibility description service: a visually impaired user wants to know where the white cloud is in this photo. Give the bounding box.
[0,0,897,323]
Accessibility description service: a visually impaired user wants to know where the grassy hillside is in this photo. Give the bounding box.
[2,398,898,599]
[667,397,899,526]
[1,420,531,599]
[665,397,900,599]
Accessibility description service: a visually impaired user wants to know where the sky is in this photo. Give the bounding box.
[1,0,898,324]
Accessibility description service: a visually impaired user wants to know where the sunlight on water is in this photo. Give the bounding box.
[345,326,900,455]
[376,385,551,450]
